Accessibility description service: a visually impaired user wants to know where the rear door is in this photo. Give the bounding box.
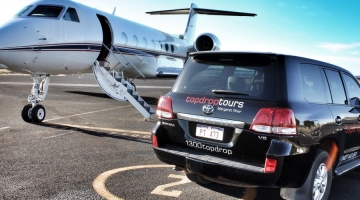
[323,69,359,157]
[169,53,280,162]
[341,72,360,154]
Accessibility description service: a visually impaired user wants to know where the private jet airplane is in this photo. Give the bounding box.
[0,0,256,122]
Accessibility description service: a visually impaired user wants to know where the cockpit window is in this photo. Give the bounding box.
[27,5,64,18]
[15,5,33,17]
[63,8,80,22]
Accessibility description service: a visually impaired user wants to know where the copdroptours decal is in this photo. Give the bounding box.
[185,96,244,114]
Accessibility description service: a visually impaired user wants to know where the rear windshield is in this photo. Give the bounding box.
[172,54,279,101]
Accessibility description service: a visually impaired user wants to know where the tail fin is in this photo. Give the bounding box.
[146,3,256,42]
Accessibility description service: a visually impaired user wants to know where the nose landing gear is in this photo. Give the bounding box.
[21,75,49,123]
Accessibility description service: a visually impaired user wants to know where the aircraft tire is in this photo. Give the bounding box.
[21,104,33,123]
[31,105,46,123]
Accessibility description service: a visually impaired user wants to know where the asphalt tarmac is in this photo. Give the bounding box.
[0,74,359,199]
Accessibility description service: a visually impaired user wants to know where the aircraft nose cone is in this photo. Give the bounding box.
[0,22,12,68]
[0,19,31,71]
[0,19,25,48]
[0,18,34,70]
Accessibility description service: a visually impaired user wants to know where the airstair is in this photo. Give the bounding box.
[92,44,155,119]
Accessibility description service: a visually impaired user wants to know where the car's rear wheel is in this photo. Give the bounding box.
[280,149,332,200]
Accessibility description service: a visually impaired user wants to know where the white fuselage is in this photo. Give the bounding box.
[0,0,188,78]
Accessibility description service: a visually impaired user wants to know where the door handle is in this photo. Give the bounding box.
[335,116,342,125]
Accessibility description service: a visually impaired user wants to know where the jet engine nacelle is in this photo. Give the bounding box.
[194,33,221,52]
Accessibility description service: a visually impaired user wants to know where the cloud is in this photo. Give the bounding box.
[317,42,360,52]
[310,55,360,75]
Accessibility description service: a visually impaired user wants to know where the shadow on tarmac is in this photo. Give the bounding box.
[65,91,159,105]
[35,122,151,145]
[196,182,282,200]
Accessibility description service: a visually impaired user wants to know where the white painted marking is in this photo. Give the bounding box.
[151,174,191,197]
[93,165,173,200]
[0,127,10,131]
[42,133,70,140]
[0,82,171,89]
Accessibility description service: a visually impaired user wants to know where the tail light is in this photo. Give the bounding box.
[152,135,159,148]
[250,108,297,135]
[156,96,173,119]
[264,158,277,173]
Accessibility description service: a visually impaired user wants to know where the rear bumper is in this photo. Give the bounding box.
[154,145,282,187]
[153,139,316,188]
[152,120,316,188]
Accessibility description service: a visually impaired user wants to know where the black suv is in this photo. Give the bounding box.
[151,52,360,200]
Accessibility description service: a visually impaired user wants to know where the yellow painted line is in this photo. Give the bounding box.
[42,133,71,140]
[93,165,173,200]
[151,174,191,197]
[46,122,150,135]
[93,165,259,199]
[43,105,132,122]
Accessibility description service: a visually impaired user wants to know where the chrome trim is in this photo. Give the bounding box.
[202,104,214,115]
[156,146,264,173]
[177,113,245,128]
[344,146,360,154]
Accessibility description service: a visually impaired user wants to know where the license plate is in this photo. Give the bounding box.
[196,124,224,141]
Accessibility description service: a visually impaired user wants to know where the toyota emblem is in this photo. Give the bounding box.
[202,104,214,115]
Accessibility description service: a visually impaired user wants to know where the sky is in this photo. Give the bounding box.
[0,0,359,75]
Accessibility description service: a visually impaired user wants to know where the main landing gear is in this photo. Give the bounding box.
[21,75,50,123]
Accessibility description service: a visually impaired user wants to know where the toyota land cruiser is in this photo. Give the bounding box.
[151,52,360,200]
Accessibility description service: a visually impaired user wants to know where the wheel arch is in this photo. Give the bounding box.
[318,138,340,170]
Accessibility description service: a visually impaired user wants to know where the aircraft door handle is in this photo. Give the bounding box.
[335,116,342,125]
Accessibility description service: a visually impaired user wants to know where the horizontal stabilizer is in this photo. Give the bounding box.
[146,8,256,17]
[146,8,190,15]
[146,3,256,42]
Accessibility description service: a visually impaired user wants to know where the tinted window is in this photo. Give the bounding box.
[324,69,347,104]
[28,5,63,18]
[172,54,278,100]
[63,8,79,22]
[342,73,360,105]
[321,69,333,103]
[300,64,327,103]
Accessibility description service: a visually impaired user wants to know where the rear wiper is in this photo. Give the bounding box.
[212,89,249,96]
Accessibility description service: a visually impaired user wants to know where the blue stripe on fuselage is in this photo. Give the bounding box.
[0,43,186,60]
